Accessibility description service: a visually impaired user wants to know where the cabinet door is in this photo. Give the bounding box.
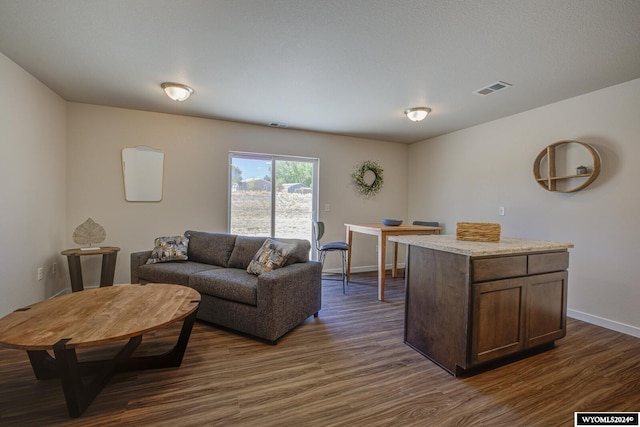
[526,271,568,347]
[470,277,526,365]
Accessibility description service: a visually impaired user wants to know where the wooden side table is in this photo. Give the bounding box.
[60,246,120,292]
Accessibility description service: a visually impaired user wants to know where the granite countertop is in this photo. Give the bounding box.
[389,234,574,257]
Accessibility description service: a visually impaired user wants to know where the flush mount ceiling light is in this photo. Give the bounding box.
[161,82,194,101]
[404,107,431,122]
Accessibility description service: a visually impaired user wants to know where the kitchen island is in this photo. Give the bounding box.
[389,234,573,376]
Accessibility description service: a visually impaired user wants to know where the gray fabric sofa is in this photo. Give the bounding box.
[130,230,322,343]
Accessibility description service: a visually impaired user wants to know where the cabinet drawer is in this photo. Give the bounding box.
[472,256,527,282]
[528,251,569,275]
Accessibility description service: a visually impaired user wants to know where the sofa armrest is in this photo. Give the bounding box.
[255,261,322,340]
[130,250,152,283]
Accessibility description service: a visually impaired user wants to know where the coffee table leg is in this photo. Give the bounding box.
[164,307,198,366]
[119,307,199,371]
[53,339,89,418]
[27,350,59,380]
[52,336,142,418]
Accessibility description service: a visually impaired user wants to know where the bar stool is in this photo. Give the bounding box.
[312,221,349,294]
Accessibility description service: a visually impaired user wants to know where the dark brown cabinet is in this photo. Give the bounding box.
[404,246,569,376]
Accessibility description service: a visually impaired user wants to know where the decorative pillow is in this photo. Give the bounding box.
[146,235,190,264]
[247,238,294,275]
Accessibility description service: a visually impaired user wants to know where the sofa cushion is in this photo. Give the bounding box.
[185,230,237,266]
[146,235,189,264]
[189,268,259,306]
[280,238,311,265]
[228,236,311,269]
[227,236,268,269]
[247,238,294,275]
[137,261,220,286]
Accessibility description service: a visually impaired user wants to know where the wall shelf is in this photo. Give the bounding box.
[533,140,601,193]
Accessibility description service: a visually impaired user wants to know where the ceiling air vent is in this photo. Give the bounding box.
[473,81,512,96]
[268,122,288,128]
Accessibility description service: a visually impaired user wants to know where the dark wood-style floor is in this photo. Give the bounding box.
[1,272,639,426]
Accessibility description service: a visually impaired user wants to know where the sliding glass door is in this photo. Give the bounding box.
[229,152,318,242]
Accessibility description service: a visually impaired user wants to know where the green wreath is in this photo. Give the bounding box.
[352,160,384,198]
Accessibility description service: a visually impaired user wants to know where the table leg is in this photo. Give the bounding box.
[53,339,88,418]
[378,232,386,301]
[346,228,353,283]
[52,335,141,418]
[27,350,59,380]
[65,255,84,292]
[392,241,399,278]
[99,251,118,287]
[118,307,198,371]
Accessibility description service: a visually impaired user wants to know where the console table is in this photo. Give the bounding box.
[0,284,200,417]
[61,246,120,292]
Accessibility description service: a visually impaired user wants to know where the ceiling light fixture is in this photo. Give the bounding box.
[161,82,194,101]
[404,107,431,122]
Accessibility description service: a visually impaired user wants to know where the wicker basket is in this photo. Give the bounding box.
[456,222,501,242]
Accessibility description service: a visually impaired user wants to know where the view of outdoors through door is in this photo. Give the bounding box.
[229,153,317,243]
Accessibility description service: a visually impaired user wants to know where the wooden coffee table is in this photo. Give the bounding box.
[0,283,200,418]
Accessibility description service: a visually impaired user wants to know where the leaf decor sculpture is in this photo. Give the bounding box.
[72,218,106,247]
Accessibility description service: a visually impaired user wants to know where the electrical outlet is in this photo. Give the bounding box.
[498,206,505,216]
[37,267,44,281]
[52,263,57,276]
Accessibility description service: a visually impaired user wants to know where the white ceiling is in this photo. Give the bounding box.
[1,0,639,143]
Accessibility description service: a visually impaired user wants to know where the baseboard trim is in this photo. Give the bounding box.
[567,309,640,338]
[323,263,406,275]
[51,288,70,298]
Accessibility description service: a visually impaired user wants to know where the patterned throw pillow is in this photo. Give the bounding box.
[247,238,294,275]
[146,235,190,264]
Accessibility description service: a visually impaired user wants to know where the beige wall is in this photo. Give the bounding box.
[66,103,409,287]
[408,78,640,337]
[0,52,67,316]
